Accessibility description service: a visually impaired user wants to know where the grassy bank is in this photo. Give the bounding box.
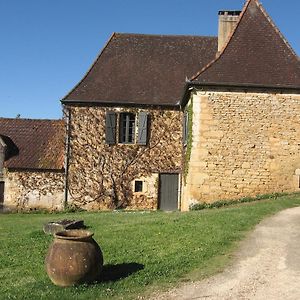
[1,194,300,299]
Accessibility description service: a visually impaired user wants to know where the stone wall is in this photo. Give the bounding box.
[3,169,64,211]
[66,105,182,210]
[182,90,300,210]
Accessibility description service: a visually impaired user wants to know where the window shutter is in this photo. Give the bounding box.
[137,112,148,145]
[105,112,116,145]
[183,111,188,145]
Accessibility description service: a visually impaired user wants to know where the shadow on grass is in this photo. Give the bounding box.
[98,263,144,282]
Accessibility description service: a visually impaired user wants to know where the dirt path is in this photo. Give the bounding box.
[154,206,300,300]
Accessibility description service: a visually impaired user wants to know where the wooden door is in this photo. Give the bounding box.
[0,182,4,210]
[159,174,179,211]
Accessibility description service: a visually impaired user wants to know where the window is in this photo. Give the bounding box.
[119,113,136,144]
[134,180,143,192]
[105,111,149,145]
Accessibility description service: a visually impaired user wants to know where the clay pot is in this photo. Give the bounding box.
[45,229,103,287]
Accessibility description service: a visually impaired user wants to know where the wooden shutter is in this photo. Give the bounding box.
[137,112,148,145]
[105,112,116,145]
[183,111,188,145]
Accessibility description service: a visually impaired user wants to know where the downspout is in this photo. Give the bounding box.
[63,106,71,209]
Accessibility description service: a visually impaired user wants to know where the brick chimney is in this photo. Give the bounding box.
[218,11,241,53]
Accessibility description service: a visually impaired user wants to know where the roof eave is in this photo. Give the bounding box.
[5,166,65,172]
[180,81,300,108]
[190,81,300,91]
[61,99,180,109]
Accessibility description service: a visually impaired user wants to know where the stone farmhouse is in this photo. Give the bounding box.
[1,0,299,211]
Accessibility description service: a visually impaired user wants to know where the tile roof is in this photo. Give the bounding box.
[191,0,300,89]
[0,118,65,170]
[62,33,217,106]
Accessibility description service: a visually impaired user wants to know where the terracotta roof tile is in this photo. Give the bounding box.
[191,0,300,88]
[0,118,65,170]
[63,33,217,106]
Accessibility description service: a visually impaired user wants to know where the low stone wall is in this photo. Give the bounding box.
[182,90,300,210]
[66,105,182,210]
[3,169,64,211]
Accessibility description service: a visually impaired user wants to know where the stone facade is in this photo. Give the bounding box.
[66,105,182,210]
[3,169,64,211]
[182,90,300,210]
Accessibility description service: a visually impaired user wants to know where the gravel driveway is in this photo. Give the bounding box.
[154,206,300,300]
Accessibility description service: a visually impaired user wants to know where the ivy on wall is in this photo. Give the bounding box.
[67,106,182,210]
[183,100,193,185]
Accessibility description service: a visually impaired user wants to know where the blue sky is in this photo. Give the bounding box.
[0,0,299,119]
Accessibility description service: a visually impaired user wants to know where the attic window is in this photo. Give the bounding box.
[134,180,143,192]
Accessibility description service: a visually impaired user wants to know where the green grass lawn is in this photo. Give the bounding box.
[1,195,300,300]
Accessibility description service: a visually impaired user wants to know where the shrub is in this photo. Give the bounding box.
[189,191,298,211]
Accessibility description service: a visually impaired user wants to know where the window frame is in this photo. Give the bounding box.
[134,180,143,193]
[119,112,136,144]
[105,111,149,146]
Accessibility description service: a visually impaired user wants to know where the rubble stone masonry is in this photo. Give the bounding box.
[4,169,64,211]
[182,90,300,210]
[66,106,182,210]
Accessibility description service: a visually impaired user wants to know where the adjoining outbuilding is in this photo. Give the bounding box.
[0,118,65,211]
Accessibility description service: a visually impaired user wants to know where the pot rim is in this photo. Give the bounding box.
[54,229,94,240]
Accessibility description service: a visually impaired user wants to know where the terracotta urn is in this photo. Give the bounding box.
[45,229,103,287]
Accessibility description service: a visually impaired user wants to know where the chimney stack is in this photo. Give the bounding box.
[218,11,241,53]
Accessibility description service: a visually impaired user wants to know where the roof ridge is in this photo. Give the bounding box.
[189,0,252,82]
[0,117,64,122]
[113,32,217,39]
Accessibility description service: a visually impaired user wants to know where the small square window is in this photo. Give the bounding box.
[134,180,143,192]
